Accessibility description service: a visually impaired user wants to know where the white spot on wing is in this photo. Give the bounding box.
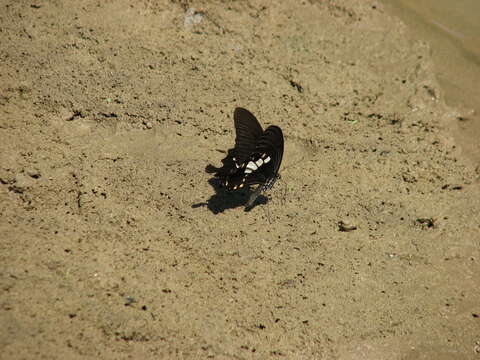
[263,156,271,163]
[245,168,253,174]
[232,157,241,168]
[246,161,258,171]
[255,159,263,167]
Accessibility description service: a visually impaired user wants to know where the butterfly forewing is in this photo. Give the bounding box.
[233,107,263,164]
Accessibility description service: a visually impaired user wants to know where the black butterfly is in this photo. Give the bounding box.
[213,107,284,208]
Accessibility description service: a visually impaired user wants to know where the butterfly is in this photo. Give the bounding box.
[214,107,284,208]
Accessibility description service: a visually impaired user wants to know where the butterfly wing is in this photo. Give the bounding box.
[258,125,283,175]
[244,125,284,187]
[233,107,263,165]
[216,109,284,200]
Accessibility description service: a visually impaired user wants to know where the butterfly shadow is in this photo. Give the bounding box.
[191,149,268,214]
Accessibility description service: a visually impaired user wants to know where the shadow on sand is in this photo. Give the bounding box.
[191,149,267,214]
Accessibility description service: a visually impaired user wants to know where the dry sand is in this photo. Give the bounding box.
[382,0,480,167]
[1,1,479,359]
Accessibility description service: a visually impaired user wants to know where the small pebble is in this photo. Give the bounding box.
[338,220,357,232]
[124,296,136,306]
[184,8,203,29]
[26,168,41,179]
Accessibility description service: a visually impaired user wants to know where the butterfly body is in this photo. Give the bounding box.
[216,108,284,207]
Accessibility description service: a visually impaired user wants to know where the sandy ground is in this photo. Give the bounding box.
[382,0,480,168]
[1,1,479,359]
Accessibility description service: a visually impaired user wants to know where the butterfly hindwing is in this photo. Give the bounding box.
[243,126,283,187]
[256,125,284,175]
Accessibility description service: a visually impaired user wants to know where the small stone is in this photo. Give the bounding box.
[0,172,14,184]
[26,168,41,179]
[415,218,435,228]
[184,8,203,29]
[124,296,136,306]
[338,220,357,232]
[14,173,33,190]
[143,120,152,129]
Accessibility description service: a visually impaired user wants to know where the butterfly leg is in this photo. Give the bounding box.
[245,186,263,208]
